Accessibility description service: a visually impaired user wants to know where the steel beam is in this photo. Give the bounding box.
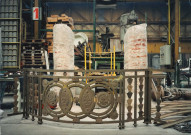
[44,0,187,2]
[34,0,39,39]
[174,0,180,62]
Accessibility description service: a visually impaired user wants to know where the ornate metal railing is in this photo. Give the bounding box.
[1,69,171,129]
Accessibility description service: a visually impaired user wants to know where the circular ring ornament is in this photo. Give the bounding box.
[46,91,58,106]
[97,92,112,108]
[42,81,73,118]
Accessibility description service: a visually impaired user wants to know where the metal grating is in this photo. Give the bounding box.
[0,0,21,68]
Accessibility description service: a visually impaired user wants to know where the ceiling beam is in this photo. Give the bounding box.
[44,0,187,2]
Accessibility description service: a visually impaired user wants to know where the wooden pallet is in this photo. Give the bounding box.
[23,50,44,53]
[23,45,44,49]
[22,53,45,57]
[21,56,44,60]
[22,60,45,65]
[22,39,46,43]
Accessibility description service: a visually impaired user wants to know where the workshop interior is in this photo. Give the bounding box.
[0,0,191,134]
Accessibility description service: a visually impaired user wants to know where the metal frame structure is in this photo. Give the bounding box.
[84,45,116,72]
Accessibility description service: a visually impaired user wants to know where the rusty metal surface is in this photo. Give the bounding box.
[24,69,168,129]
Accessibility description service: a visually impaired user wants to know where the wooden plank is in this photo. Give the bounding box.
[46,26,53,29]
[51,15,59,18]
[47,32,53,35]
[161,110,191,119]
[61,14,67,17]
[46,24,54,27]
[58,17,69,22]
[47,17,58,23]
[162,116,191,128]
[46,34,53,38]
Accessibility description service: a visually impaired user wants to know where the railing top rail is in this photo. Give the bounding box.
[0,68,175,73]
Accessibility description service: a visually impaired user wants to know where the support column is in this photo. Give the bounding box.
[34,0,39,39]
[174,0,180,63]
[168,0,171,45]
[93,0,96,68]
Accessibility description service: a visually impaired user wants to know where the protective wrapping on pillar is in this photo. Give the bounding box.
[124,24,148,70]
[123,24,148,113]
[53,24,74,78]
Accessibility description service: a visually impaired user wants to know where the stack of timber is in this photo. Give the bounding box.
[151,100,191,129]
[46,14,74,53]
[21,39,46,68]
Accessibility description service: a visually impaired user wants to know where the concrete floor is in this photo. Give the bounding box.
[0,113,189,135]
[0,92,190,135]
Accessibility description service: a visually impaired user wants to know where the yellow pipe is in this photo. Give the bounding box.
[91,52,111,54]
[168,0,171,45]
[84,45,86,70]
[84,46,87,83]
[113,46,116,75]
[89,52,91,70]
[111,52,112,74]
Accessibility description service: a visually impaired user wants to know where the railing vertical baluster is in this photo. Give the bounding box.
[134,71,137,127]
[122,71,125,129]
[32,71,35,121]
[144,70,152,124]
[23,70,27,118]
[148,71,152,124]
[38,72,43,124]
[26,71,29,119]
[13,77,18,114]
[138,77,144,119]
[22,70,26,118]
[34,83,38,116]
[127,77,133,121]
[119,75,122,129]
[154,78,162,124]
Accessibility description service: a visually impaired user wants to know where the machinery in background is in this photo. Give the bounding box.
[120,10,138,44]
[160,45,171,66]
[74,32,89,56]
[99,27,114,52]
